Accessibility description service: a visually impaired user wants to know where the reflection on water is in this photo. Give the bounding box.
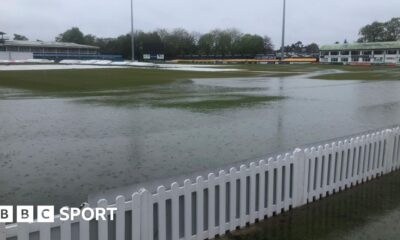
[1,75,400,212]
[222,171,400,240]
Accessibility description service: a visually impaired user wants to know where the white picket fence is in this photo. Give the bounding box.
[4,126,400,240]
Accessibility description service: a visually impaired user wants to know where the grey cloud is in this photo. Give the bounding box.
[1,0,399,46]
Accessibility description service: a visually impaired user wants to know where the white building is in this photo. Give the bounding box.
[0,40,99,61]
[320,41,400,65]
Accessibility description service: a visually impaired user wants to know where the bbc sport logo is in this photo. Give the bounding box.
[0,205,117,223]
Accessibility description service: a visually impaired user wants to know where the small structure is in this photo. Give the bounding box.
[0,32,7,44]
[320,41,400,65]
[143,53,164,61]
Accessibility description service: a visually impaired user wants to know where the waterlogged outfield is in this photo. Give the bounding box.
[2,64,400,214]
[0,67,282,111]
[233,64,400,80]
[0,64,399,111]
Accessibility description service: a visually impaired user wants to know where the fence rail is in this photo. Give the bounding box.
[5,126,400,240]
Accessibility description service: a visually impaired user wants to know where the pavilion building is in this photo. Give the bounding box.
[320,41,400,65]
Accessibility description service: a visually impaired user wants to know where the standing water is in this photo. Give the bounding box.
[1,74,400,212]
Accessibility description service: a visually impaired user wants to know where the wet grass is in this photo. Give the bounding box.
[0,65,398,95]
[1,64,399,112]
[73,82,281,112]
[0,67,286,111]
[234,63,397,73]
[311,68,400,80]
[154,95,285,112]
[220,171,400,240]
[0,68,257,94]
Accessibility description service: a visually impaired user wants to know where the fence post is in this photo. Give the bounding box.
[116,195,126,240]
[140,188,153,240]
[0,223,5,240]
[170,183,179,240]
[293,148,306,208]
[80,203,90,240]
[132,192,141,240]
[384,129,395,173]
[98,199,108,240]
[17,223,29,240]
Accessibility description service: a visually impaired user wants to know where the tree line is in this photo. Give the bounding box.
[9,27,320,59]
[7,16,400,59]
[281,41,319,54]
[55,27,276,60]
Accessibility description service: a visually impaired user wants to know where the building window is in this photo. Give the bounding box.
[351,51,360,55]
[31,47,44,53]
[320,51,329,57]
[0,46,5,51]
[362,57,371,62]
[374,50,383,55]
[387,50,397,55]
[363,51,372,55]
[341,51,349,55]
[352,57,359,62]
[374,57,384,63]
[331,58,338,62]
[342,58,348,62]
[330,51,339,55]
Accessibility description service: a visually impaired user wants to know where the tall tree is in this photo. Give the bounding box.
[212,29,241,56]
[135,31,164,56]
[158,28,196,58]
[263,36,274,53]
[384,17,400,41]
[305,43,319,53]
[56,27,85,44]
[198,33,215,55]
[358,21,386,42]
[83,34,96,45]
[13,34,28,41]
[234,34,265,55]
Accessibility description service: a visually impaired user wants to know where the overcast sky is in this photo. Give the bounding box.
[1,0,399,47]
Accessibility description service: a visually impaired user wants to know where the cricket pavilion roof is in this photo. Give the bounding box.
[320,41,400,51]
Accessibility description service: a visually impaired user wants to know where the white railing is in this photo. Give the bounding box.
[4,126,400,240]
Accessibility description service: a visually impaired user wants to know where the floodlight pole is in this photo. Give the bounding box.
[280,0,286,60]
[130,0,135,61]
